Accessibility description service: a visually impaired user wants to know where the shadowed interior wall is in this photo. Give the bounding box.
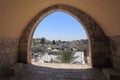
[0,36,18,73]
[109,35,120,72]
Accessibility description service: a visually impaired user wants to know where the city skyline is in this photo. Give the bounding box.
[33,11,88,41]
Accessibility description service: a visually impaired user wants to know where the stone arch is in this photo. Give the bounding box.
[18,4,110,67]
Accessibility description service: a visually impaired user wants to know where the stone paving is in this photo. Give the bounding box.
[32,62,91,69]
[3,63,107,80]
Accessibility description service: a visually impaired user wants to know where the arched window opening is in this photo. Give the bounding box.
[19,4,110,68]
[31,11,90,67]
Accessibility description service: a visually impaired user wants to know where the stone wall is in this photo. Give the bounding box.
[109,35,120,72]
[0,36,18,73]
[19,4,111,67]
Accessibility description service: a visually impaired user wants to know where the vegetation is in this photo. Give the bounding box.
[52,40,56,45]
[54,49,78,63]
[32,39,39,46]
[40,37,45,44]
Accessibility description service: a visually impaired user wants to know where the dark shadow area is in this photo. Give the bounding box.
[2,64,107,80]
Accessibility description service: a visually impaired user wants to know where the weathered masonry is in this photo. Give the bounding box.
[0,0,120,77]
[19,4,110,67]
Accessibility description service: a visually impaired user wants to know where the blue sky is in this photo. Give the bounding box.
[33,11,87,41]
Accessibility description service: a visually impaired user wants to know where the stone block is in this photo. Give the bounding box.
[0,38,3,44]
[102,68,120,80]
[116,46,120,56]
[5,48,10,54]
[0,37,19,76]
[7,63,23,76]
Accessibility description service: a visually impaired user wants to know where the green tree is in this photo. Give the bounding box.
[52,40,56,45]
[55,49,78,63]
[40,37,45,44]
[32,39,39,46]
